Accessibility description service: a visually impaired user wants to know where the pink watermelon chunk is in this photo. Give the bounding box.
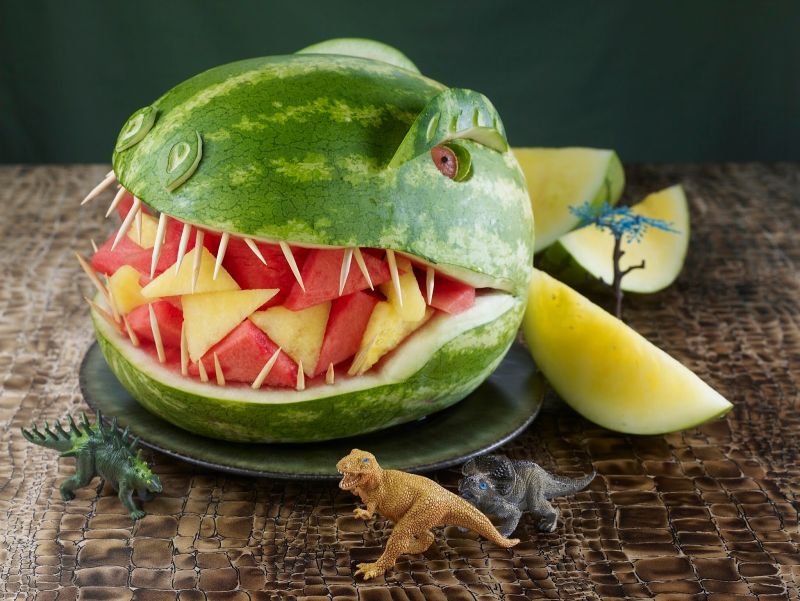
[222,238,307,308]
[416,272,476,314]
[315,290,380,376]
[188,320,297,387]
[284,249,392,310]
[91,229,147,275]
[127,301,183,349]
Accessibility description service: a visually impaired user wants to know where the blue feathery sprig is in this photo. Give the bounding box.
[569,201,678,243]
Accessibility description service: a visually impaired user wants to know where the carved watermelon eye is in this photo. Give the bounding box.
[431,142,472,182]
[479,481,488,490]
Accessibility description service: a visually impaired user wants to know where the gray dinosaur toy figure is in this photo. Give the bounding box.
[459,454,594,536]
[21,411,162,520]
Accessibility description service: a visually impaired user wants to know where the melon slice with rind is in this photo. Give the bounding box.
[296,38,420,73]
[142,247,239,298]
[522,269,732,434]
[182,288,278,361]
[514,147,625,253]
[550,185,689,293]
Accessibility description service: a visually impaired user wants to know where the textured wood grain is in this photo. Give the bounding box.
[0,164,798,599]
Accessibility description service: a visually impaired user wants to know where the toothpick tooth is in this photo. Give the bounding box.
[353,247,373,290]
[339,248,354,296]
[296,360,305,391]
[90,238,98,253]
[197,359,209,383]
[148,304,166,364]
[280,241,304,292]
[326,363,335,385]
[81,171,116,205]
[244,238,267,265]
[386,249,403,308]
[111,196,141,251]
[175,222,192,274]
[252,347,282,389]
[426,266,435,305]
[85,297,119,330]
[105,186,128,218]
[180,321,188,376]
[213,353,226,386]
[214,232,230,280]
[75,253,109,301]
[134,203,143,245]
[191,230,205,293]
[123,316,139,347]
[150,212,169,278]
[103,274,121,323]
[348,335,377,377]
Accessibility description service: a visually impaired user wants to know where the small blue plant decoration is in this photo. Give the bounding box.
[570,201,678,319]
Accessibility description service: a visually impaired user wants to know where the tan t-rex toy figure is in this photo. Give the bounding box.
[336,449,520,580]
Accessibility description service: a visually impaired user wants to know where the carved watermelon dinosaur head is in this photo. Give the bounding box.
[84,39,534,443]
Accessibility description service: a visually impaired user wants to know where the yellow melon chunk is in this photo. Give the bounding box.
[127,211,159,249]
[107,265,147,314]
[350,301,433,375]
[379,256,426,321]
[250,303,331,376]
[182,289,278,361]
[141,247,239,298]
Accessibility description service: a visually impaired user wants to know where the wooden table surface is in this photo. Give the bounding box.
[1,163,798,600]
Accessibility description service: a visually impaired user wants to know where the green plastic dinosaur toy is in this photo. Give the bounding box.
[21,411,162,519]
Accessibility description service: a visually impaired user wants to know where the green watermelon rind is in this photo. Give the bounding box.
[92,293,525,443]
[296,38,421,73]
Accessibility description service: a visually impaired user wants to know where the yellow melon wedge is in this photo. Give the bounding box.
[523,269,731,434]
[183,289,278,361]
[107,265,147,314]
[250,303,331,376]
[127,211,159,248]
[142,246,239,298]
[379,256,426,321]
[514,147,625,253]
[555,185,689,293]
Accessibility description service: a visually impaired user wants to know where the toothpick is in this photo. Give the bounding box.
[296,360,305,391]
[134,203,143,245]
[175,222,192,274]
[103,274,121,323]
[148,304,165,363]
[339,248,354,296]
[244,238,267,265]
[90,238,98,253]
[426,266,435,305]
[150,212,168,278]
[85,297,119,331]
[123,316,140,347]
[213,352,225,386]
[197,359,209,383]
[75,253,109,301]
[105,186,128,218]
[81,170,116,205]
[326,363,335,385]
[191,230,205,293]
[280,241,305,292]
[252,347,282,389]
[353,247,373,290]
[111,196,141,251]
[180,321,188,376]
[214,232,229,280]
[348,335,377,376]
[386,249,403,308]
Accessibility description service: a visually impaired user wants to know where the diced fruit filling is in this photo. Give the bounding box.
[89,211,479,389]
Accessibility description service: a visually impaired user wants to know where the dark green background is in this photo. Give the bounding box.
[1,1,797,163]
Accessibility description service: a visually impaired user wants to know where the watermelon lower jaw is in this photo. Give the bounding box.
[91,291,522,442]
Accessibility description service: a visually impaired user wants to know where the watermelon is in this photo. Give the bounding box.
[127,301,183,349]
[82,38,534,442]
[283,248,391,310]
[188,320,297,387]
[315,290,380,376]
[416,272,476,314]
[92,230,148,275]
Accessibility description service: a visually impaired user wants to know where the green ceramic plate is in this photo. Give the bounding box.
[79,342,543,480]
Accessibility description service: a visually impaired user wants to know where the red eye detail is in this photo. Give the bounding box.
[431,145,458,179]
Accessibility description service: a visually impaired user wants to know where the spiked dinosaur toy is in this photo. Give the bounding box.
[459,454,595,536]
[21,412,162,520]
[336,449,519,580]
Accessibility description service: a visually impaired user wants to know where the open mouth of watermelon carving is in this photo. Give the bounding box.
[81,187,509,392]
